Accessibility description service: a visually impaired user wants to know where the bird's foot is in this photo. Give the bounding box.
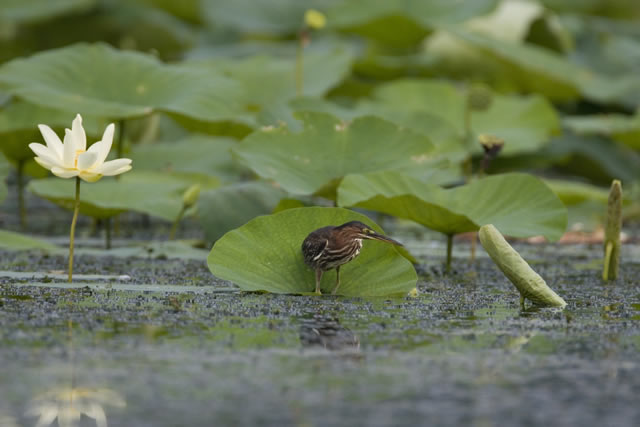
[314,289,322,296]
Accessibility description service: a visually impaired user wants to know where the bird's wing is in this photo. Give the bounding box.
[303,238,329,263]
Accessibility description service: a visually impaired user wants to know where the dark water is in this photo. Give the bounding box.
[1,237,639,427]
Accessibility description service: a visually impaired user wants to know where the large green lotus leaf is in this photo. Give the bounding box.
[436,26,639,106]
[207,207,416,296]
[325,0,498,46]
[137,0,202,24]
[0,229,57,251]
[563,114,640,151]
[0,0,94,25]
[541,0,640,17]
[565,17,640,77]
[0,152,8,203]
[129,135,248,183]
[28,171,218,221]
[189,41,354,109]
[472,94,560,154]
[234,112,437,197]
[367,79,560,155]
[544,179,611,206]
[0,43,250,124]
[198,181,286,242]
[545,134,640,184]
[202,0,338,34]
[287,97,466,167]
[0,100,108,164]
[338,171,567,241]
[1,2,195,63]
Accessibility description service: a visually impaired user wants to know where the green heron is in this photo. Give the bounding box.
[301,221,403,295]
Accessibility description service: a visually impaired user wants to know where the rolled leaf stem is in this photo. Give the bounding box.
[603,180,622,280]
[479,224,566,308]
[68,177,81,283]
[603,241,613,281]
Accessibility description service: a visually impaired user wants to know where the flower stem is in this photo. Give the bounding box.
[17,159,26,230]
[68,177,81,283]
[446,233,453,274]
[105,216,112,250]
[116,119,126,179]
[462,102,473,181]
[169,206,186,240]
[296,31,305,97]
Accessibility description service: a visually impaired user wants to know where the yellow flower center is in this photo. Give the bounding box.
[74,149,85,168]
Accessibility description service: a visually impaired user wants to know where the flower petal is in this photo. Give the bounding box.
[29,143,62,169]
[51,166,79,179]
[37,124,63,160]
[94,158,132,176]
[79,171,102,183]
[71,114,87,151]
[34,156,57,170]
[77,151,98,170]
[86,123,114,166]
[62,129,77,168]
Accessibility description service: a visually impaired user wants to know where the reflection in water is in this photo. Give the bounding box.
[299,314,360,351]
[0,413,20,427]
[26,388,126,427]
[26,320,126,427]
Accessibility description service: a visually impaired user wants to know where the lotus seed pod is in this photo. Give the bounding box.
[603,180,622,280]
[467,84,494,111]
[182,184,201,208]
[478,134,505,157]
[479,224,566,308]
[304,9,326,29]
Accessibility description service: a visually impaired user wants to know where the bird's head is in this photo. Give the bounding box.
[335,221,403,246]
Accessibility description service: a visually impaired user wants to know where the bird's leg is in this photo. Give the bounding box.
[314,269,323,295]
[332,266,341,295]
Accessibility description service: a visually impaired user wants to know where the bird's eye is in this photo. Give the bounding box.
[365,228,373,234]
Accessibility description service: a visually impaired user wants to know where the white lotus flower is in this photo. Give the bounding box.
[29,114,132,183]
[26,387,126,427]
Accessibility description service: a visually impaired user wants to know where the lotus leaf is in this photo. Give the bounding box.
[207,207,416,296]
[0,0,94,25]
[202,0,334,35]
[338,171,567,241]
[437,26,640,106]
[129,135,248,183]
[564,114,640,150]
[289,96,466,167]
[0,152,8,202]
[544,179,613,206]
[28,171,218,221]
[0,229,57,251]
[0,43,250,125]
[0,100,107,164]
[367,79,560,155]
[326,0,499,46]
[189,41,354,109]
[545,134,640,184]
[234,112,438,197]
[198,181,286,242]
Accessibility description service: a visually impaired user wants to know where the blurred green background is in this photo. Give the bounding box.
[1,0,639,240]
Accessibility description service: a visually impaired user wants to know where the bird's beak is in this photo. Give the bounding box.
[363,232,403,246]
